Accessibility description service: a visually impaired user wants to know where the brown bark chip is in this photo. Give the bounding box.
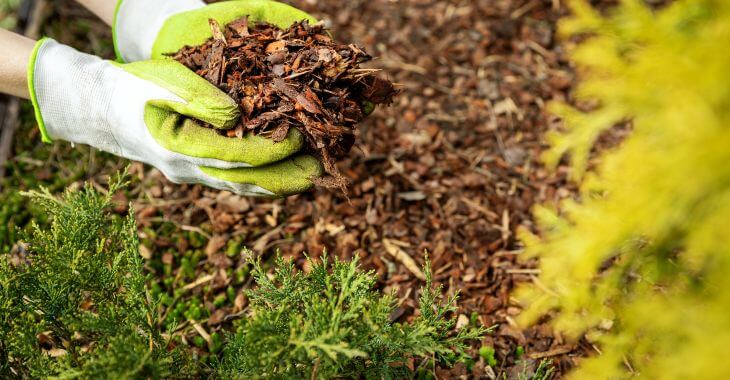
[171,18,398,194]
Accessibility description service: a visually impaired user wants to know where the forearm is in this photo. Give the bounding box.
[0,29,36,99]
[75,0,117,26]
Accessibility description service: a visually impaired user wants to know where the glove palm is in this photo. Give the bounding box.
[28,39,321,197]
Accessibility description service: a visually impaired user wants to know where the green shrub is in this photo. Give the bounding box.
[1,172,486,378]
[217,254,487,378]
[519,0,730,378]
[0,171,189,378]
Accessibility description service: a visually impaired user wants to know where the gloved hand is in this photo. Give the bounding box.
[27,38,322,197]
[112,0,316,62]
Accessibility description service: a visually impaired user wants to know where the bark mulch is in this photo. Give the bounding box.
[171,18,398,193]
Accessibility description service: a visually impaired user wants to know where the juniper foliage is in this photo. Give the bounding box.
[0,172,188,378]
[1,172,486,378]
[519,0,730,378]
[516,359,555,380]
[216,255,488,379]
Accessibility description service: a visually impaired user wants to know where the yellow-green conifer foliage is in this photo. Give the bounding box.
[517,0,730,378]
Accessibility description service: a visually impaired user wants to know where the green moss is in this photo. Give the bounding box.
[479,346,497,367]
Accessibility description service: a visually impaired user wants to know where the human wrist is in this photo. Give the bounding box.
[113,0,205,62]
[0,29,35,99]
[75,0,117,25]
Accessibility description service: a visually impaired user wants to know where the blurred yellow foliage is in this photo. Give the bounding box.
[517,0,730,378]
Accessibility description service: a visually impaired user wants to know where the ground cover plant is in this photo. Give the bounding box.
[173,17,398,192]
[518,0,730,378]
[0,172,487,378]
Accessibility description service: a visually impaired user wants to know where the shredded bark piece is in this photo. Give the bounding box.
[171,18,398,194]
[228,15,249,37]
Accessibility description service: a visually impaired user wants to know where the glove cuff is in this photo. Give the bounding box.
[27,38,51,143]
[113,0,205,62]
[27,38,123,155]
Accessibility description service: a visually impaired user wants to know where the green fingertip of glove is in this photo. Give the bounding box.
[27,37,52,143]
[152,0,317,59]
[200,154,323,197]
[145,107,304,166]
[117,60,240,129]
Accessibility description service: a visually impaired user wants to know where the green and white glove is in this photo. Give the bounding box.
[113,0,316,62]
[27,38,322,197]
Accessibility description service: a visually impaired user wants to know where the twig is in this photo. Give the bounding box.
[182,273,215,291]
[504,268,540,275]
[383,238,425,280]
[511,0,539,19]
[0,101,20,183]
[528,345,574,360]
[191,320,212,346]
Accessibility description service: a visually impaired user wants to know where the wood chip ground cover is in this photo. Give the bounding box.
[150,0,598,376]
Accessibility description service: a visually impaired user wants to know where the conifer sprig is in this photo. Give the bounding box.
[217,254,489,378]
[1,170,189,378]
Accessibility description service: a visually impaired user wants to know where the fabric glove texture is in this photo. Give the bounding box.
[27,38,321,197]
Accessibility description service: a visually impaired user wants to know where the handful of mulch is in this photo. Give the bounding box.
[171,17,398,194]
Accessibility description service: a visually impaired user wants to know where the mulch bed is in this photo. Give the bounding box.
[129,0,600,377]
